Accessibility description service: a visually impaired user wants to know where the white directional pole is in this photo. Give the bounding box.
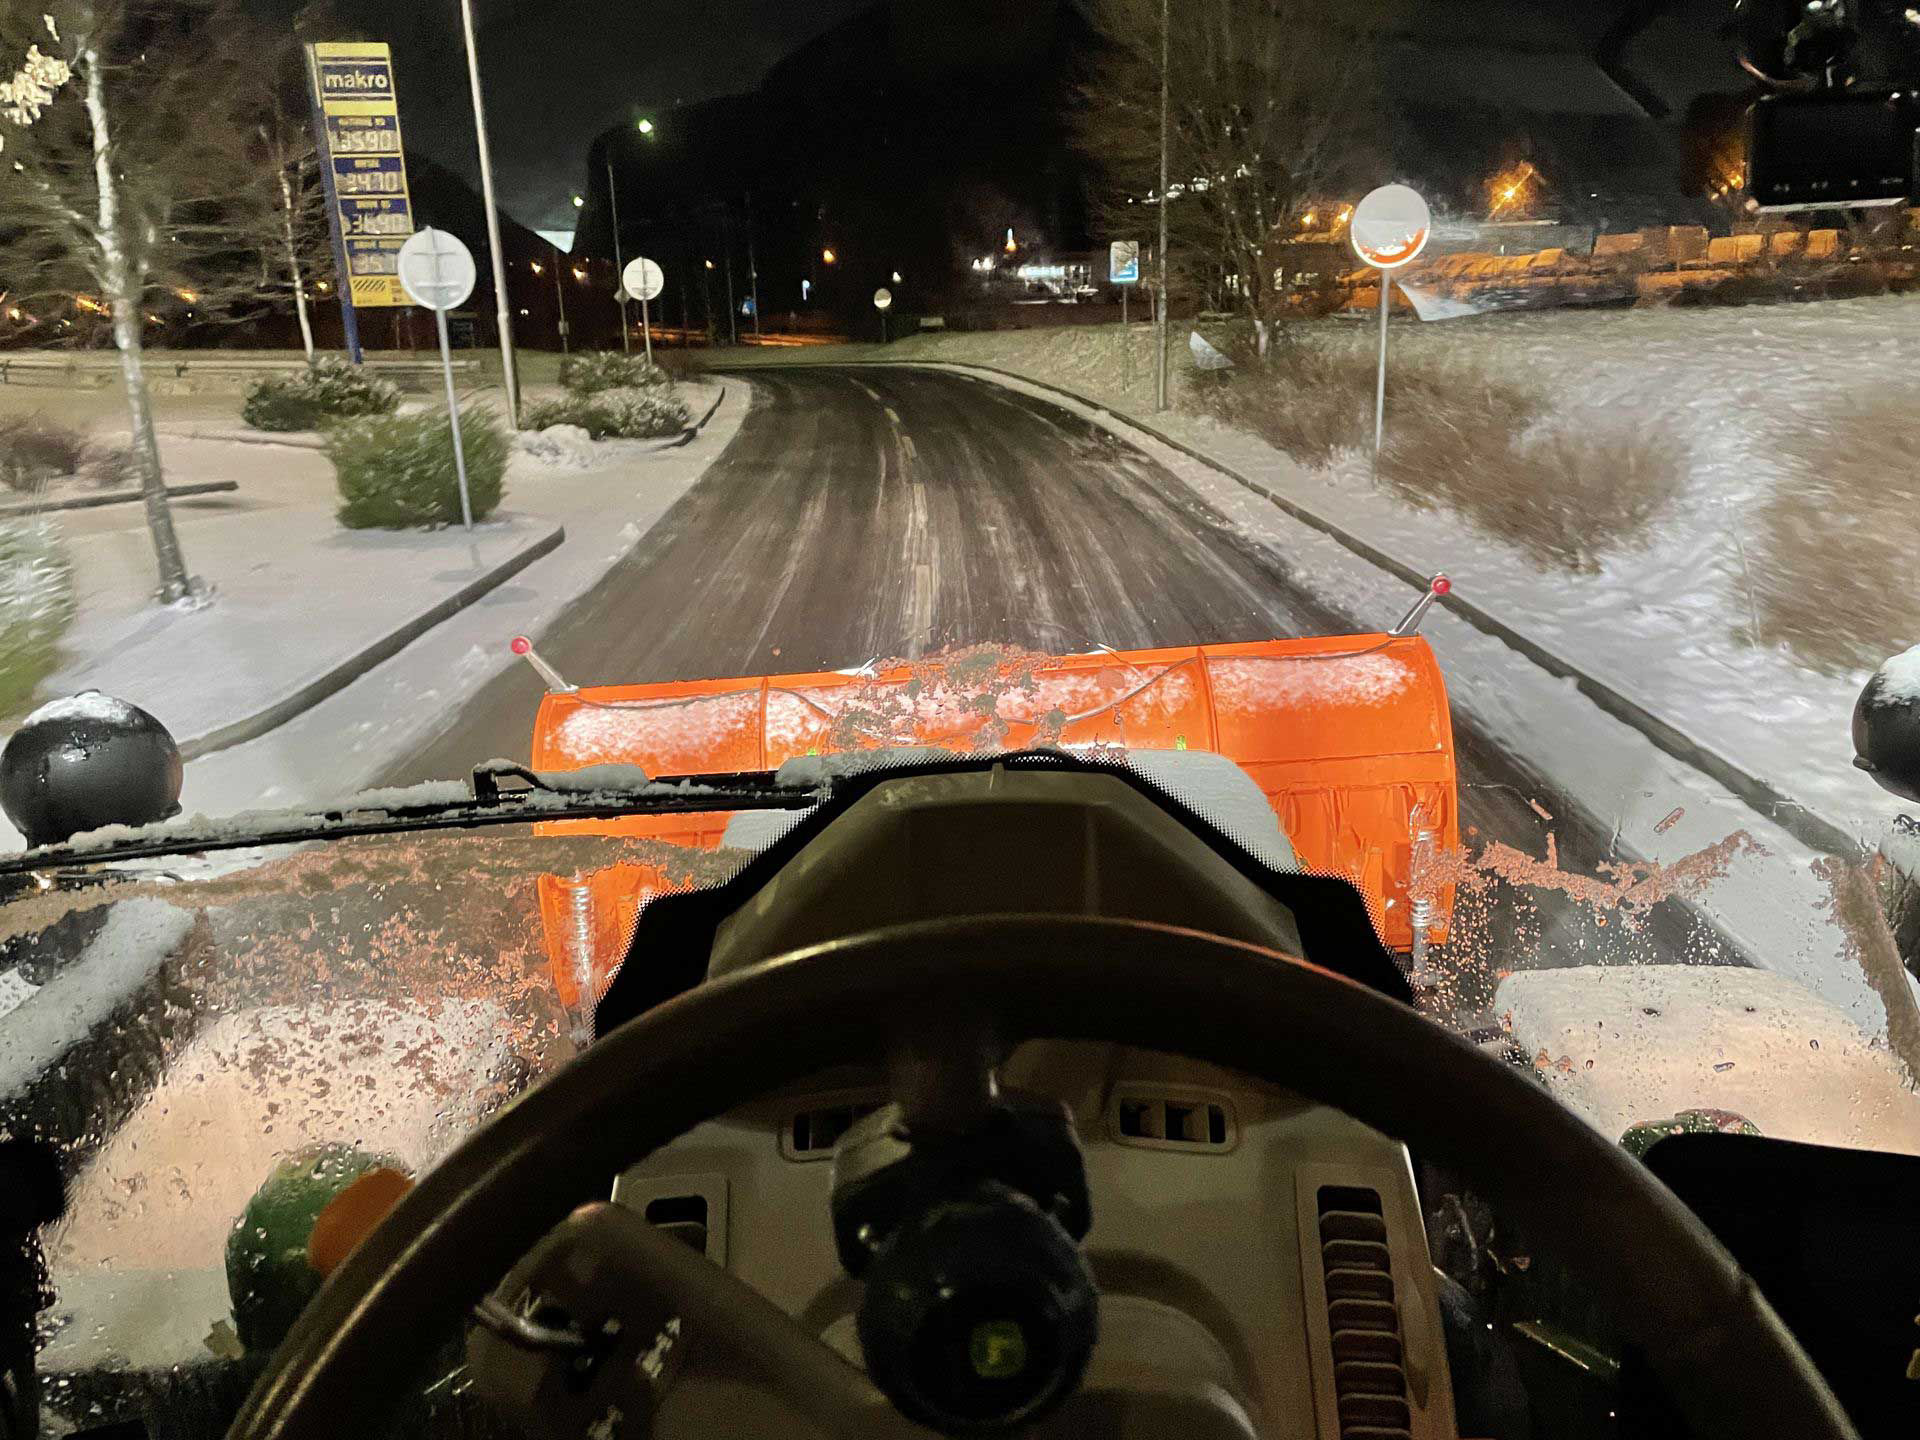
[399,228,481,534]
[1374,275,1390,463]
[625,257,663,365]
[437,306,475,531]
[1349,185,1433,488]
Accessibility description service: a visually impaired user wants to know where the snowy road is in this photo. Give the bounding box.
[385,365,1737,1005]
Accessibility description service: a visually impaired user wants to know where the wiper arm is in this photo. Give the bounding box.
[0,760,823,876]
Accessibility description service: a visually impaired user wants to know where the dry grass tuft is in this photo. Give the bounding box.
[1747,392,1920,676]
[1195,335,1685,574]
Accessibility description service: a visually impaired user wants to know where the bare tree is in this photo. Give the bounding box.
[242,26,335,365]
[1076,0,1394,357]
[0,2,290,601]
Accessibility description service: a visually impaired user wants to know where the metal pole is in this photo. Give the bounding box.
[1372,272,1391,475]
[458,0,520,428]
[746,192,762,338]
[436,307,475,532]
[303,45,363,365]
[552,244,568,354]
[641,290,653,363]
[606,153,631,352]
[1154,0,1170,412]
[723,211,738,345]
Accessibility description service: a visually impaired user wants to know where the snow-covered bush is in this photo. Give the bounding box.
[243,358,402,433]
[327,409,507,529]
[522,386,690,440]
[557,351,674,395]
[0,518,76,714]
[0,414,87,493]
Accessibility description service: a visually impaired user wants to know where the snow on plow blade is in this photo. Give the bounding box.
[528,638,1457,1009]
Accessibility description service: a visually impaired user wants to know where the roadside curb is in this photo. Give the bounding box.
[163,427,326,450]
[176,523,566,761]
[650,384,729,451]
[0,481,238,519]
[716,356,1853,858]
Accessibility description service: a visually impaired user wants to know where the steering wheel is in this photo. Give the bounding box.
[225,916,1859,1440]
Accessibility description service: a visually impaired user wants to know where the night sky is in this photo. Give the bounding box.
[253,0,873,235]
[249,0,1744,239]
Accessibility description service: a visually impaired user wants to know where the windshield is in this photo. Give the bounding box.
[5,1,1920,1436]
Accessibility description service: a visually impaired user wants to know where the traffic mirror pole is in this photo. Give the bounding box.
[437,306,475,532]
[1373,274,1390,473]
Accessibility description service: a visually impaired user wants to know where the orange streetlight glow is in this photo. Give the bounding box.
[822,248,837,264]
[572,266,588,281]
[1488,162,1539,218]
[530,261,543,274]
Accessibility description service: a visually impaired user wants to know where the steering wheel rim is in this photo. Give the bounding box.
[226,914,1859,1440]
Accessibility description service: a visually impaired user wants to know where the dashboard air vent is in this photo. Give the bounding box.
[782,1100,879,1159]
[1317,1185,1412,1440]
[1107,1087,1237,1153]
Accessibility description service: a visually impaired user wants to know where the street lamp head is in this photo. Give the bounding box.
[637,117,655,135]
[572,195,585,208]
[822,248,837,264]
[705,259,715,270]
[891,271,903,284]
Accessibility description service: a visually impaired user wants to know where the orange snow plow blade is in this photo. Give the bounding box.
[529,638,1457,1009]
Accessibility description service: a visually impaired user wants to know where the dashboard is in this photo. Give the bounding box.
[610,1041,1461,1439]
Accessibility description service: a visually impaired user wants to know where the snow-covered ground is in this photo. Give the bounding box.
[832,297,1920,844]
[0,377,746,848]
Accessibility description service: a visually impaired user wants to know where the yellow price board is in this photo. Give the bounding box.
[307,42,416,309]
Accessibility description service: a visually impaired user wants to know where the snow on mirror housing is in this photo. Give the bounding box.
[0,692,182,849]
[1852,644,1920,802]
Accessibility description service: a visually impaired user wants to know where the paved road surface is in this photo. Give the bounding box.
[388,366,1738,1003]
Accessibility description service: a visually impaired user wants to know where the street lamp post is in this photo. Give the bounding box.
[458,0,521,428]
[722,210,738,346]
[545,250,568,353]
[606,153,631,353]
[745,192,762,339]
[1155,0,1170,413]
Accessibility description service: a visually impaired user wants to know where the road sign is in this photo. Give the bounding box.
[306,42,417,310]
[1348,185,1431,482]
[621,257,665,302]
[873,288,893,311]
[397,228,477,312]
[397,228,480,533]
[1109,240,1141,285]
[1350,185,1432,270]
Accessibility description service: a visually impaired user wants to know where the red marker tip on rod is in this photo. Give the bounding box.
[509,636,575,692]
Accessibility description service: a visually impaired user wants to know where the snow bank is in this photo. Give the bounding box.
[871,296,1920,839]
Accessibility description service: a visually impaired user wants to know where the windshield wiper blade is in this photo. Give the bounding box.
[0,760,824,875]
